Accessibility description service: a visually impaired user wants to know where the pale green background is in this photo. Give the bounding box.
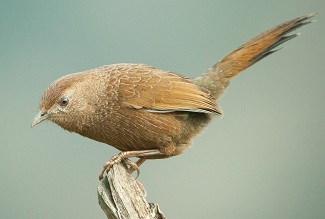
[1,1,324,218]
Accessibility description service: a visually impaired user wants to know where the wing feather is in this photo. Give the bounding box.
[115,64,221,115]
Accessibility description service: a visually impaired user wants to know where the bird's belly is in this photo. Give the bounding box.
[80,110,182,152]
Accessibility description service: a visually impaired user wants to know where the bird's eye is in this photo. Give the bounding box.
[58,97,69,107]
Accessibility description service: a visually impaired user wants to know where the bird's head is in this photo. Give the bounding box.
[31,73,91,131]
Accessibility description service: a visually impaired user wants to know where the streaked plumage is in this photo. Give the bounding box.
[32,13,316,179]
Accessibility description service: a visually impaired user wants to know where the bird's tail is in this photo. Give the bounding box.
[194,13,316,100]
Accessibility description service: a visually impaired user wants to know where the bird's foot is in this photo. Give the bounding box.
[124,159,140,179]
[98,152,140,180]
[98,149,161,180]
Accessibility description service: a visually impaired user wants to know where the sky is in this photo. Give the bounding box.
[1,0,324,218]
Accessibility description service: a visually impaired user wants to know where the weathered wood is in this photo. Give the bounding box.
[97,163,166,219]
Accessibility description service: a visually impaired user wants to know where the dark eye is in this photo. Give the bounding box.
[58,97,69,107]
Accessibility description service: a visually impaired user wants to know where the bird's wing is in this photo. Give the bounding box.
[115,64,221,115]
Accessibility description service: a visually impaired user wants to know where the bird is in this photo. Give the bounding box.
[32,13,316,180]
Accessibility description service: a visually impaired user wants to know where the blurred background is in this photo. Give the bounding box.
[1,1,324,218]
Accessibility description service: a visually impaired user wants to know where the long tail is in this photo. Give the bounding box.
[195,13,316,100]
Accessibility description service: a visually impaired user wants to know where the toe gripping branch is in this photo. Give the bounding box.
[98,150,163,180]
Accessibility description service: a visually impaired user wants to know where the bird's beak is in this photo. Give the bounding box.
[31,111,48,127]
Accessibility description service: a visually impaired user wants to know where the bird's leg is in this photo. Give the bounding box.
[98,150,164,180]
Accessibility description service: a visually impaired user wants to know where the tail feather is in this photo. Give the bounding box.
[195,13,316,100]
[250,34,297,63]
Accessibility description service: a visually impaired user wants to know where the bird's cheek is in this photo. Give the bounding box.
[47,114,61,124]
[47,109,68,124]
[74,101,96,116]
[49,114,74,131]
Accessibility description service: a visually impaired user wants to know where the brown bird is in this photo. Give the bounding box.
[32,13,315,180]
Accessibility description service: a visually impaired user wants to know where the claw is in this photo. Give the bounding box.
[98,151,154,180]
[98,156,120,180]
[98,152,139,180]
[124,159,140,179]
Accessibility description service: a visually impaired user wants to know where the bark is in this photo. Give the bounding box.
[97,163,166,219]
